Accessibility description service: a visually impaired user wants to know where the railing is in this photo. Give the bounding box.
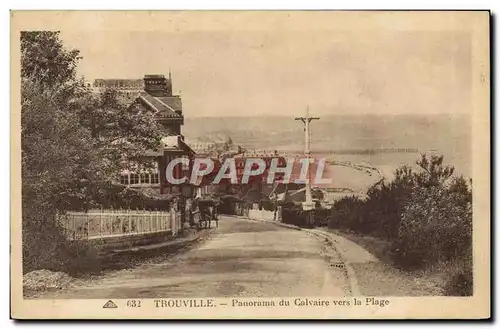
[56,209,181,240]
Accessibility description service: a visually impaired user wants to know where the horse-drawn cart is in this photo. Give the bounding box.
[191,197,220,229]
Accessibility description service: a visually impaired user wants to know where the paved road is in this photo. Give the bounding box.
[38,216,350,298]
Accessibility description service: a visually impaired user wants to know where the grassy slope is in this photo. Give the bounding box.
[328,228,445,296]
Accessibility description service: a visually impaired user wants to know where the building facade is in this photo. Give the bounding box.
[94,73,194,196]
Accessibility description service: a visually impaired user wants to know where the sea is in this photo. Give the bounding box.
[183,114,471,179]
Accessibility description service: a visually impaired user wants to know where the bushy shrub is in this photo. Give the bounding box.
[22,206,101,274]
[443,268,473,296]
[394,182,472,270]
[260,199,277,212]
[327,154,473,274]
[327,165,415,238]
[282,204,311,227]
[328,196,365,231]
[22,209,68,273]
[313,207,332,227]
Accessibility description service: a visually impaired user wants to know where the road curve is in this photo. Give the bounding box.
[36,216,350,299]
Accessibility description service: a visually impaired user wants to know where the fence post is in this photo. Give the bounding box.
[175,210,179,236]
[158,210,161,231]
[86,212,90,239]
[146,209,150,233]
[110,207,114,236]
[152,209,155,232]
[154,210,157,232]
[140,209,144,233]
[100,207,103,238]
[154,209,158,232]
[176,209,179,236]
[171,208,176,236]
[155,209,158,231]
[177,210,181,235]
[114,208,118,235]
[139,208,142,234]
[127,208,131,234]
[160,211,163,232]
[119,208,123,235]
[152,210,156,232]
[133,208,137,234]
[146,209,149,232]
[171,209,174,236]
[141,208,145,233]
[137,208,142,234]
[138,208,141,233]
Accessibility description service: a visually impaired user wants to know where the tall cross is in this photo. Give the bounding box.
[295,107,320,156]
[294,107,320,212]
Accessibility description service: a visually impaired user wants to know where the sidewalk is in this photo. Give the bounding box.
[322,228,444,296]
[313,228,379,264]
[105,226,210,257]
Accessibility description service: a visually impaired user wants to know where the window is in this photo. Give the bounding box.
[181,156,189,170]
[130,174,139,185]
[151,173,159,184]
[120,175,129,185]
[140,173,149,184]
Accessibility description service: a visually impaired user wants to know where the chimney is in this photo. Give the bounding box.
[143,74,172,97]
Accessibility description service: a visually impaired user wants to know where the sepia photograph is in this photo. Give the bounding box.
[10,10,490,319]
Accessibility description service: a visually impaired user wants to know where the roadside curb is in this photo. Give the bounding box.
[224,214,302,230]
[223,214,362,296]
[103,228,209,258]
[307,229,362,296]
[107,234,201,255]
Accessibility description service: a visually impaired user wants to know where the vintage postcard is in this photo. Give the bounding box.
[10,11,490,319]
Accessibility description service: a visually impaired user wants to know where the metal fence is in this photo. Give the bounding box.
[56,209,181,240]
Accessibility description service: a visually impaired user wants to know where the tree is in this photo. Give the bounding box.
[328,153,463,240]
[414,154,455,187]
[21,32,93,215]
[76,87,162,181]
[395,183,472,269]
[21,78,97,270]
[21,31,81,88]
[21,31,163,271]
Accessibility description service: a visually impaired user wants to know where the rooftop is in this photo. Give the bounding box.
[138,92,182,119]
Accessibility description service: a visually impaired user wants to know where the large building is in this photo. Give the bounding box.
[95,72,184,136]
[94,73,194,196]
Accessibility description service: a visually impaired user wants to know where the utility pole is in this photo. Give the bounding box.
[295,107,320,224]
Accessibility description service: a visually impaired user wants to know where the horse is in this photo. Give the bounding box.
[197,202,219,229]
[211,204,219,228]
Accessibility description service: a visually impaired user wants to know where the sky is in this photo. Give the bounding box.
[60,21,472,118]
